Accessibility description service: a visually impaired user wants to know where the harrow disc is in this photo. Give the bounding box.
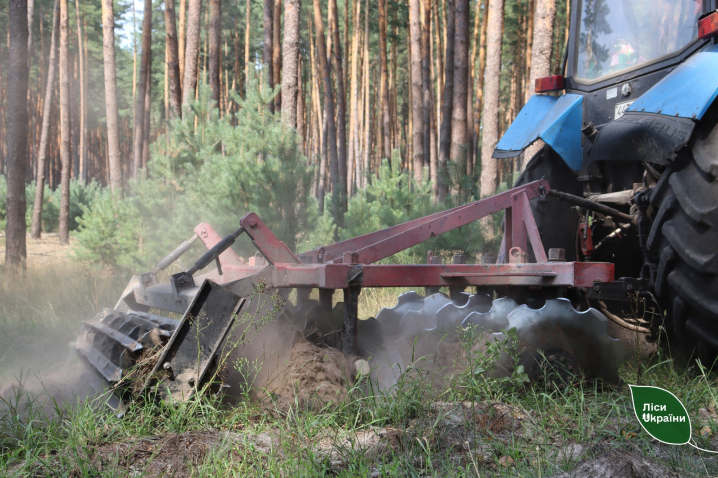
[498,299,625,384]
[372,292,624,386]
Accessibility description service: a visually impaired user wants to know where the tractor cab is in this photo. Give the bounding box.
[496,0,716,195]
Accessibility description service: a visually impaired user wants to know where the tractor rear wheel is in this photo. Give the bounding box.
[649,142,718,364]
[513,145,584,262]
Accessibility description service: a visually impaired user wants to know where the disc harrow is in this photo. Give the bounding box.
[74,180,624,401]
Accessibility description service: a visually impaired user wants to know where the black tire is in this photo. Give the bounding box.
[514,145,583,262]
[649,138,718,364]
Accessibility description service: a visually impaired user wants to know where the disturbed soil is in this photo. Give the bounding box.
[270,341,353,412]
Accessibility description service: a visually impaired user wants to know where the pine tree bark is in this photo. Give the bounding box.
[523,0,534,103]
[273,0,281,111]
[165,0,182,117]
[233,17,241,109]
[133,0,152,178]
[408,0,424,182]
[297,54,305,145]
[421,0,431,172]
[263,0,274,112]
[526,0,555,98]
[437,0,454,201]
[182,0,201,105]
[31,0,59,239]
[473,0,488,163]
[360,0,369,189]
[5,0,30,270]
[101,0,122,193]
[347,0,362,196]
[313,0,340,220]
[27,0,34,66]
[75,0,85,183]
[178,0,186,84]
[449,0,468,172]
[522,0,556,163]
[378,0,391,161]
[330,0,347,208]
[58,0,70,244]
[142,65,151,169]
[479,0,504,198]
[281,0,301,130]
[244,0,251,94]
[466,0,482,177]
[209,0,221,105]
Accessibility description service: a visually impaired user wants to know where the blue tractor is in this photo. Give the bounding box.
[497,0,718,362]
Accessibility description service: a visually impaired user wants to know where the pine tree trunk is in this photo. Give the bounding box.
[466,0,481,177]
[233,17,241,111]
[132,1,137,116]
[526,0,555,98]
[473,0,488,166]
[182,0,201,105]
[5,0,30,270]
[133,0,152,178]
[244,0,251,94]
[421,0,431,173]
[522,0,556,164]
[297,54,306,145]
[263,0,274,112]
[479,0,504,198]
[31,0,59,239]
[273,0,281,111]
[347,0,362,196]
[378,0,391,161]
[313,0,341,220]
[209,0,221,105]
[27,0,34,66]
[165,0,182,117]
[449,0,468,174]
[360,0,369,189]
[178,0,186,84]
[142,65,151,169]
[74,0,85,183]
[439,0,454,200]
[330,0,347,209]
[101,0,122,193]
[281,0,301,129]
[58,0,70,244]
[523,0,534,103]
[408,0,423,182]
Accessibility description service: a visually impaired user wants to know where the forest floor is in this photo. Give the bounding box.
[0,232,76,268]
[1,242,718,476]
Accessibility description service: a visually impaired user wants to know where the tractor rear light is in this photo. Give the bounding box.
[698,11,718,39]
[535,75,564,93]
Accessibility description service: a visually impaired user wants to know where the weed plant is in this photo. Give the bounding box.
[3,300,718,476]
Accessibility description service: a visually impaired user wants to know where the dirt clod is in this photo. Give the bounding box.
[272,341,353,411]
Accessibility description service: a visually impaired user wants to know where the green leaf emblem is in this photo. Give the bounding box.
[629,385,691,445]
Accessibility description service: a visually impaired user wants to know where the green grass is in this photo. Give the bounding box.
[2,266,718,477]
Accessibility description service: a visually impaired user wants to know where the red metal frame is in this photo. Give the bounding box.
[190,180,614,291]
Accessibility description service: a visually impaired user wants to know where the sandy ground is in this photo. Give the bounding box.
[0,232,76,268]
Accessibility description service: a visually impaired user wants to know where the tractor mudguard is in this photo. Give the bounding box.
[493,94,583,171]
[588,112,694,165]
[590,44,718,166]
[627,44,718,121]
